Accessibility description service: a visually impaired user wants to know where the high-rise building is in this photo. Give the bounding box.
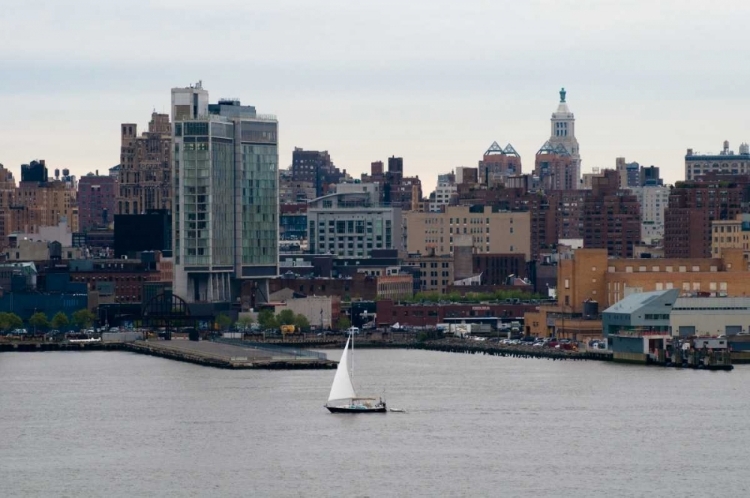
[478,142,522,186]
[615,157,641,188]
[171,83,278,303]
[640,165,662,186]
[429,175,457,213]
[11,160,78,235]
[117,112,172,215]
[387,156,403,176]
[455,167,477,185]
[581,167,605,189]
[78,173,116,232]
[547,88,581,188]
[632,185,670,245]
[534,141,577,191]
[291,148,344,198]
[21,160,48,183]
[0,164,18,248]
[664,176,750,259]
[582,169,641,258]
[685,141,750,181]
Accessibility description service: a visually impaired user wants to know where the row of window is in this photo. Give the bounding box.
[615,265,718,273]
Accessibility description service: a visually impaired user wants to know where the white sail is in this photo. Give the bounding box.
[327,336,357,403]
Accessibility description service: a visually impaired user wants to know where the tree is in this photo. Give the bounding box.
[237,315,254,331]
[215,313,232,331]
[336,316,351,331]
[72,309,96,330]
[0,312,10,331]
[257,309,278,330]
[6,313,23,331]
[29,312,50,332]
[51,312,69,331]
[276,309,296,326]
[293,313,310,332]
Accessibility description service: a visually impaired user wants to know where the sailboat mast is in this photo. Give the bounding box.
[350,330,354,386]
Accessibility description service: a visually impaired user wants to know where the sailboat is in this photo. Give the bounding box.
[325,335,386,413]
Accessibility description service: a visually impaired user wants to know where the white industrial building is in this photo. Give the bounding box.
[670,297,750,337]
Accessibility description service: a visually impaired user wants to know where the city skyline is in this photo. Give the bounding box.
[2,1,750,193]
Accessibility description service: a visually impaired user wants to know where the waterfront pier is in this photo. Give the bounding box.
[0,339,337,370]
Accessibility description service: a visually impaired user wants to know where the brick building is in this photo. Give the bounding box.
[68,258,160,304]
[268,273,378,301]
[664,176,750,258]
[525,247,750,339]
[535,142,577,191]
[291,148,344,198]
[684,141,750,181]
[78,174,116,232]
[12,165,78,234]
[0,164,18,248]
[472,253,527,285]
[712,214,750,258]
[118,112,172,215]
[376,300,537,328]
[582,169,641,258]
[375,274,414,300]
[478,141,522,186]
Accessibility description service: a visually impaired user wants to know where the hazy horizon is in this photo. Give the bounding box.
[2,0,749,193]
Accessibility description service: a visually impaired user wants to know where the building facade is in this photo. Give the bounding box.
[403,205,531,258]
[556,247,750,314]
[291,148,344,198]
[582,169,641,258]
[534,142,577,191]
[306,183,401,258]
[478,142,522,186]
[546,88,580,189]
[172,83,278,303]
[711,214,750,258]
[118,112,172,215]
[664,177,749,259]
[78,174,116,232]
[685,141,750,181]
[12,163,78,235]
[632,185,670,245]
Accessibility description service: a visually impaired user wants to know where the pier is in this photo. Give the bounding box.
[125,340,337,369]
[0,339,337,370]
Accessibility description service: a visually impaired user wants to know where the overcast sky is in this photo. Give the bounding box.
[2,0,749,193]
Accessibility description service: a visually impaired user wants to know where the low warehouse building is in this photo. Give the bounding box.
[670,297,750,337]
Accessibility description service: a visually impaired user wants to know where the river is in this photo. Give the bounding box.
[1,348,748,497]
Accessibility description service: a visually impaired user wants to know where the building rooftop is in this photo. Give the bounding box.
[604,289,679,314]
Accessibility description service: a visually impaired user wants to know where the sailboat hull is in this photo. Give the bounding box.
[326,405,387,414]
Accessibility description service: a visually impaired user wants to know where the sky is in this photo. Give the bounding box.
[2,0,749,193]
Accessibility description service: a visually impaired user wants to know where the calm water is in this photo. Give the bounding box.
[1,348,749,497]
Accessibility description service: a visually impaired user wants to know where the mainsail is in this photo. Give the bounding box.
[327,336,357,403]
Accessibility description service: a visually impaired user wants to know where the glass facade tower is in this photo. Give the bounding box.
[172,83,278,303]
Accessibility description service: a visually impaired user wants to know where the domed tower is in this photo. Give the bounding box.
[548,88,581,189]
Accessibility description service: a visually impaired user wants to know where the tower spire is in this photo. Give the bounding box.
[559,87,566,103]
